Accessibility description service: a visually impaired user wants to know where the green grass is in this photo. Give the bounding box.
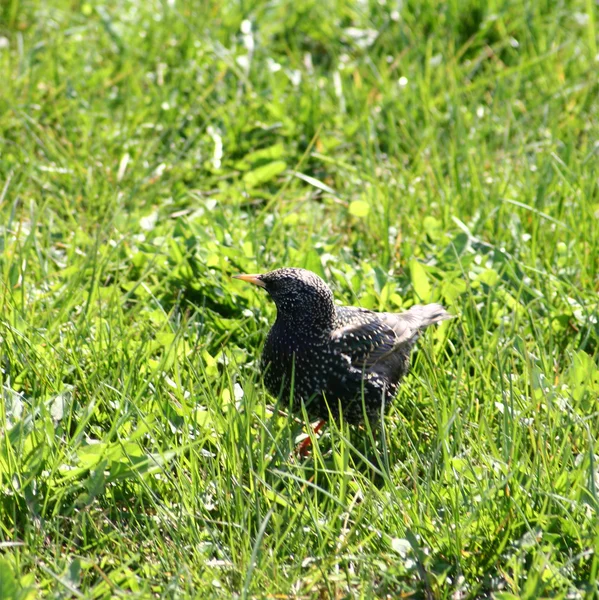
[1,0,598,597]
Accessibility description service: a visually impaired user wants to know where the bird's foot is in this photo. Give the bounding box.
[296,419,326,457]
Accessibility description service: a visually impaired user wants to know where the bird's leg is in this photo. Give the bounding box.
[296,419,326,457]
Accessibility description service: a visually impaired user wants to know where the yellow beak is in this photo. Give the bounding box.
[232,273,266,288]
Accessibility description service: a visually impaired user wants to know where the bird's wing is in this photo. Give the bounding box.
[331,307,398,369]
[332,304,451,368]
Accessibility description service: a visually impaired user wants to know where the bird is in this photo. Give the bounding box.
[233,267,452,425]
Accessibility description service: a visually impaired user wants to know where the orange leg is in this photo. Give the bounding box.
[296,419,326,457]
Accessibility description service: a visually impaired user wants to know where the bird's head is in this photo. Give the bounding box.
[233,267,335,330]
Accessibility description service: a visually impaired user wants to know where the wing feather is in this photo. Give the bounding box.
[332,304,452,369]
[331,307,397,369]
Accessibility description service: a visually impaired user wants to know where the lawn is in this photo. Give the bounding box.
[1,0,598,597]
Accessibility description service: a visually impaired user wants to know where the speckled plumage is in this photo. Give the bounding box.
[236,267,452,424]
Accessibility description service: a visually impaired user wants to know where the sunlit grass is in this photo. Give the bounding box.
[1,0,598,597]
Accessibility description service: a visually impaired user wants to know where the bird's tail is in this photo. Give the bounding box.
[402,303,453,329]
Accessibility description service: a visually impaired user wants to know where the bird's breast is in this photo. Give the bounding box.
[261,326,329,399]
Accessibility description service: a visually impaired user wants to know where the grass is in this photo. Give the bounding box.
[1,0,598,597]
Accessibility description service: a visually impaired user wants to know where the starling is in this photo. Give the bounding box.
[234,267,452,424]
